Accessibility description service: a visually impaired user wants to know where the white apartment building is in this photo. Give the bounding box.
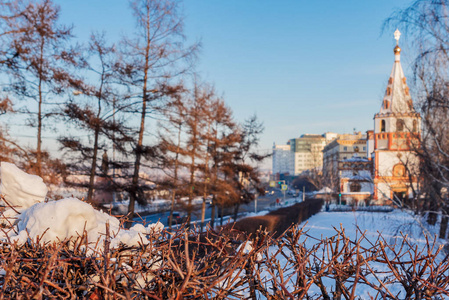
[290,134,327,175]
[272,143,294,175]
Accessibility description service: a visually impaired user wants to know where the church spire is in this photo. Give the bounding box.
[394,29,401,61]
[378,29,414,115]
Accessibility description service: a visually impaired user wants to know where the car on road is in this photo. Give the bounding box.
[168,212,187,225]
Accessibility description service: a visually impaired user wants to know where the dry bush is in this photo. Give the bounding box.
[0,217,448,299]
[232,215,281,235]
[233,198,324,238]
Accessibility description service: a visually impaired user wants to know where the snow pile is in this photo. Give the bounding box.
[316,186,333,194]
[0,162,47,209]
[0,163,163,251]
[237,241,263,261]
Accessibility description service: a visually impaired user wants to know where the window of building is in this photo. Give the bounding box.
[413,120,418,132]
[396,119,404,132]
[363,146,366,151]
[350,182,361,192]
[393,164,406,177]
[383,100,390,109]
[381,120,386,132]
[344,146,347,151]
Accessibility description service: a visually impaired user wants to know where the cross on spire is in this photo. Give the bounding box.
[394,29,401,45]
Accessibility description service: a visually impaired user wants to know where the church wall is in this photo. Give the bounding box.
[375,182,392,202]
[377,139,388,150]
[367,135,374,159]
[376,115,420,133]
[377,151,419,175]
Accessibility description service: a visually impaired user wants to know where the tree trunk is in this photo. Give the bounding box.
[128,95,146,227]
[439,207,448,239]
[168,124,182,228]
[128,19,151,227]
[427,190,439,226]
[210,201,216,228]
[200,198,206,232]
[233,203,240,222]
[87,125,100,203]
[36,38,44,177]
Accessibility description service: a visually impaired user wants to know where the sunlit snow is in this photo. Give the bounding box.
[0,163,163,251]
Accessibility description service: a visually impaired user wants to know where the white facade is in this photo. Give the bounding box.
[272,143,294,175]
[291,135,326,175]
[322,132,367,176]
[339,157,373,193]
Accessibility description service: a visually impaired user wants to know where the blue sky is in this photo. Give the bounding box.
[14,0,415,168]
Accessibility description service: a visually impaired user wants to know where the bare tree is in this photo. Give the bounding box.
[116,0,198,222]
[1,0,79,176]
[60,33,131,204]
[387,0,449,238]
[3,0,81,175]
[157,87,188,227]
[197,87,236,231]
[228,115,269,221]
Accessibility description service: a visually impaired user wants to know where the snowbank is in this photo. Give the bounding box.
[0,163,163,251]
[316,186,333,194]
[0,162,47,209]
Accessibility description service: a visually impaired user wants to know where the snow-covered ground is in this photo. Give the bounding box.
[302,209,439,243]
[261,209,447,298]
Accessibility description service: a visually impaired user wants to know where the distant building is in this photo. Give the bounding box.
[290,134,327,175]
[272,133,338,176]
[323,132,339,144]
[272,143,294,175]
[322,132,368,177]
[338,155,373,205]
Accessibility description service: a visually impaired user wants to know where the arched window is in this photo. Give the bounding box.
[396,119,404,132]
[413,120,418,132]
[381,120,386,132]
[383,100,390,109]
[350,182,361,192]
[393,164,406,177]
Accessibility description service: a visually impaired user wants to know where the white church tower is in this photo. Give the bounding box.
[372,30,421,204]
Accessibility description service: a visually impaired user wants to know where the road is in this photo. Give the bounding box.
[133,189,301,226]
